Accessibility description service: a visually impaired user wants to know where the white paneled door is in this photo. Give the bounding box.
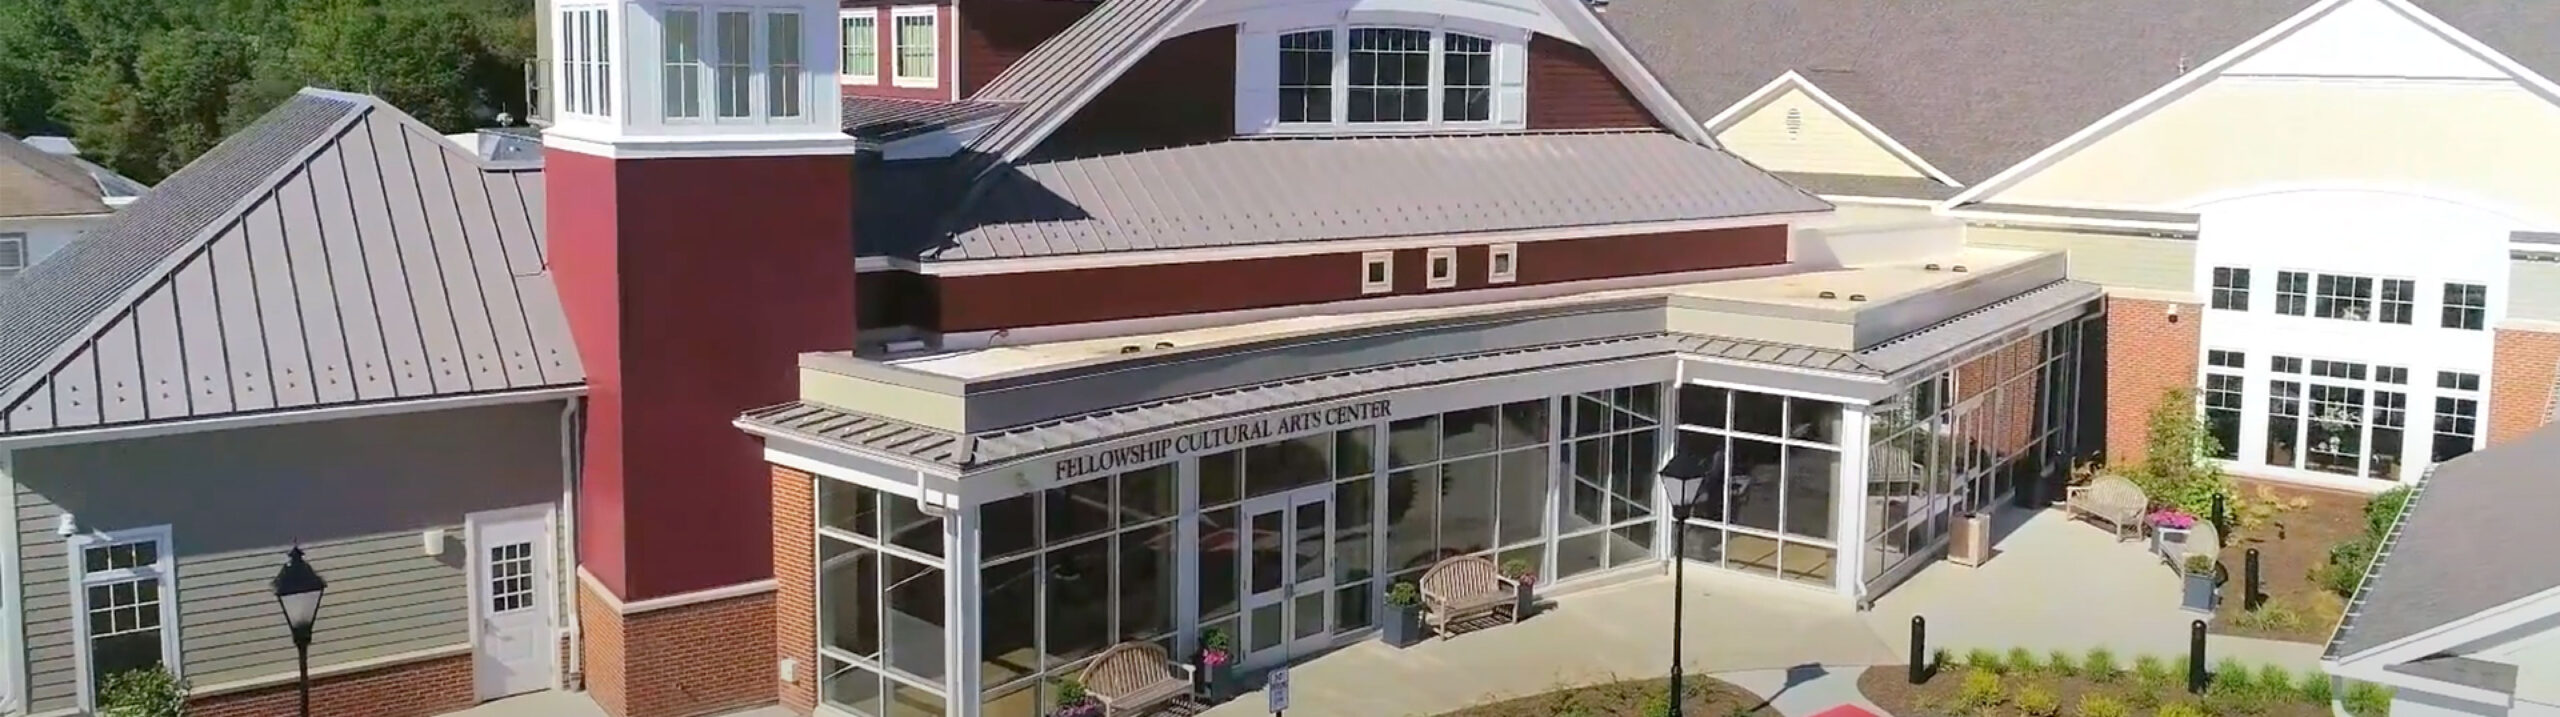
[468,506,555,701]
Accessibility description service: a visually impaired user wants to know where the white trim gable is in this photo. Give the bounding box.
[2335,585,2560,668]
[1701,70,1962,186]
[1939,0,2560,212]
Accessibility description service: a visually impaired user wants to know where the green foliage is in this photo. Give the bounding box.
[2075,694,2130,717]
[1966,648,2005,673]
[2210,657,2253,692]
[1956,670,2005,713]
[2319,535,2378,596]
[2254,663,2297,697]
[1052,677,1088,705]
[2127,387,2239,520]
[2152,701,2208,717]
[1386,581,1422,607]
[2342,681,2393,717]
[2131,655,2174,690]
[2015,685,2061,717]
[2005,647,2040,675]
[1,0,535,183]
[2365,485,2413,536]
[2205,658,2267,715]
[1931,647,1954,673]
[2045,649,2078,677]
[2081,647,2122,683]
[2183,554,2217,576]
[98,664,189,717]
[2231,601,2308,633]
[1201,628,1232,652]
[2295,669,2334,704]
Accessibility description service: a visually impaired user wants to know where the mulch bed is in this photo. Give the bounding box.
[2210,479,2367,642]
[1438,674,1772,717]
[1859,665,2329,717]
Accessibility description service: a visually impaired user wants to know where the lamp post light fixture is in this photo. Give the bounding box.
[1657,446,1721,717]
[272,546,329,717]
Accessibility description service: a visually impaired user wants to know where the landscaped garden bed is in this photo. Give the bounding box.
[2210,479,2375,642]
[1436,674,1770,717]
[1858,648,2392,717]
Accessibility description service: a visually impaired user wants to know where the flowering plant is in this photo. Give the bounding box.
[2148,509,2196,529]
[1199,628,1234,669]
[1049,678,1101,717]
[1500,558,1539,587]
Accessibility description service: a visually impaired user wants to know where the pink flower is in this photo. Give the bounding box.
[2148,510,2196,529]
[1201,649,1231,668]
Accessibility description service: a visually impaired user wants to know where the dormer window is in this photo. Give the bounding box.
[560,5,615,118]
[657,5,806,124]
[1247,19,1527,134]
[892,6,939,88]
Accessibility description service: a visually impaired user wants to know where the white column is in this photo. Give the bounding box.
[1833,408,1872,599]
[946,503,982,717]
[0,449,23,711]
[1656,366,1684,564]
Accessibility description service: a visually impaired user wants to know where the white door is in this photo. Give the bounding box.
[468,506,555,701]
[1240,487,1332,669]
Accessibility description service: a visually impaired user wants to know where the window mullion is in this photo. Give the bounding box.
[1426,29,1445,124]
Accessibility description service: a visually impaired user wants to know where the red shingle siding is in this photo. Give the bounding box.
[2490,328,2560,445]
[957,0,1097,97]
[1042,27,1238,154]
[1525,34,1656,130]
[2101,297,2201,464]
[187,653,473,717]
[773,465,819,714]
[917,225,1790,332]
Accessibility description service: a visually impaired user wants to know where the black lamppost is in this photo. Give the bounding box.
[271,546,329,717]
[1658,448,1720,717]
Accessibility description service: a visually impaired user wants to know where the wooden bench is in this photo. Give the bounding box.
[1077,641,1196,716]
[2064,476,2148,541]
[1420,555,1521,638]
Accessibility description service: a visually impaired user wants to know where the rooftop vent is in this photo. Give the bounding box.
[1819,291,1838,299]
[1155,342,1176,350]
[884,339,929,354]
[1848,294,1868,302]
[1120,345,1142,354]
[1924,263,1942,271]
[1951,265,1969,273]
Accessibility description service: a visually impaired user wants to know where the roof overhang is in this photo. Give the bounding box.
[0,386,584,450]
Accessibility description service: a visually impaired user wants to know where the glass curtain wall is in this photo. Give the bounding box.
[817,479,952,717]
[1671,386,1844,586]
[974,463,1181,717]
[1547,386,1664,581]
[1196,428,1377,664]
[1381,400,1554,587]
[1861,321,2078,590]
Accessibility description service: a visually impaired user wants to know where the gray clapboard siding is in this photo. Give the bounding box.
[14,401,564,710]
[1964,224,2197,294]
[2507,258,2560,323]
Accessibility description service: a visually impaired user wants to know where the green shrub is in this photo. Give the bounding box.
[1638,690,1673,717]
[2210,657,2254,693]
[2153,701,2208,717]
[1958,670,2005,712]
[2082,647,2122,683]
[2254,663,2297,697]
[2231,601,2307,633]
[2296,668,2334,704]
[1387,581,1422,607]
[2007,647,2041,675]
[2319,535,2377,596]
[2126,686,2163,712]
[2343,680,2394,717]
[2128,387,2237,519]
[2046,649,2079,676]
[2076,694,2130,717]
[1966,648,2005,673]
[1932,647,1954,673]
[2132,655,2174,689]
[2016,685,2062,717]
[2365,485,2412,537]
[98,665,189,717]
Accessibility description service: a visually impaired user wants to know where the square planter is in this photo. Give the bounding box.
[1382,604,1425,647]
[2181,572,2218,613]
[1513,585,1538,620]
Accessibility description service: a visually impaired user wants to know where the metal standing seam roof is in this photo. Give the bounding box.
[1776,173,1961,201]
[914,130,1831,261]
[2323,424,2560,662]
[0,133,113,218]
[742,279,2101,469]
[0,88,583,437]
[842,97,1021,142]
[963,0,1203,161]
[1598,0,2560,186]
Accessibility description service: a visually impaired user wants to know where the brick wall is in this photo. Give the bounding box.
[188,652,473,717]
[774,465,818,714]
[580,581,778,717]
[2490,328,2560,444]
[2102,297,2201,464]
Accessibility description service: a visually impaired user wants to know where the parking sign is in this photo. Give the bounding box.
[1267,667,1291,714]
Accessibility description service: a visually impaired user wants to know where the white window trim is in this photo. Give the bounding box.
[890,5,939,89]
[840,10,879,85]
[1486,242,1517,284]
[1424,247,1457,289]
[558,5,617,120]
[661,6,706,123]
[1255,17,1522,135]
[1360,251,1394,294]
[709,8,759,123]
[66,525,180,713]
[766,9,809,122]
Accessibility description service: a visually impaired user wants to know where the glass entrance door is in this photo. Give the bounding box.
[1240,485,1331,668]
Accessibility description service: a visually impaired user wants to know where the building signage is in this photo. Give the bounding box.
[1052,399,1394,481]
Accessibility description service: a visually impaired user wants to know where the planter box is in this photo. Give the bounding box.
[1382,604,1425,647]
[2181,572,2218,613]
[1949,512,1992,566]
[1513,586,1538,620]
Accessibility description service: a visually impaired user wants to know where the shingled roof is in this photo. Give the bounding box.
[2324,425,2560,663]
[0,89,582,438]
[1599,0,2560,185]
[0,133,113,218]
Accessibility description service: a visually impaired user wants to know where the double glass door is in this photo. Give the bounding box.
[1240,486,1332,668]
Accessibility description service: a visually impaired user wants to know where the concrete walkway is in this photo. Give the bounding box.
[440,691,795,717]
[1719,665,1889,717]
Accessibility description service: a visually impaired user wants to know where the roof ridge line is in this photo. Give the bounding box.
[0,96,376,417]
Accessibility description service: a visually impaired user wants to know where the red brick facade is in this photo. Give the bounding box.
[187,653,473,717]
[2102,297,2202,464]
[580,580,779,717]
[774,466,819,714]
[2490,328,2560,445]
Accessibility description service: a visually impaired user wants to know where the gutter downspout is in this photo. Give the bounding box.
[560,397,584,689]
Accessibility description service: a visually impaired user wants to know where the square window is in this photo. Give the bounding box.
[2442,282,2488,331]
[2379,278,2415,325]
[1487,243,1517,284]
[1425,247,1456,289]
[2275,271,2309,316]
[2312,273,2374,321]
[2272,356,2303,374]
[2437,371,2481,393]
[2206,349,2244,369]
[891,6,937,87]
[2209,267,2250,311]
[1360,251,1393,294]
[840,13,877,83]
[0,233,22,274]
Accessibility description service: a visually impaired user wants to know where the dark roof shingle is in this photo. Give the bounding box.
[2325,425,2560,660]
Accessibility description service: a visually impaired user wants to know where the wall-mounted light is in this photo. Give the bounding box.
[422,528,448,557]
[2167,304,2182,323]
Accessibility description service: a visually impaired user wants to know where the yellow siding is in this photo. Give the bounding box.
[1715,88,1927,179]
[1991,78,2560,224]
[2509,258,2560,322]
[1965,224,2196,294]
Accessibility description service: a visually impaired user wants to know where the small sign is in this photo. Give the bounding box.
[1267,667,1291,713]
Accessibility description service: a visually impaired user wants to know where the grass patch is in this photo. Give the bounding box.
[1437,673,1769,717]
[1861,657,2395,717]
